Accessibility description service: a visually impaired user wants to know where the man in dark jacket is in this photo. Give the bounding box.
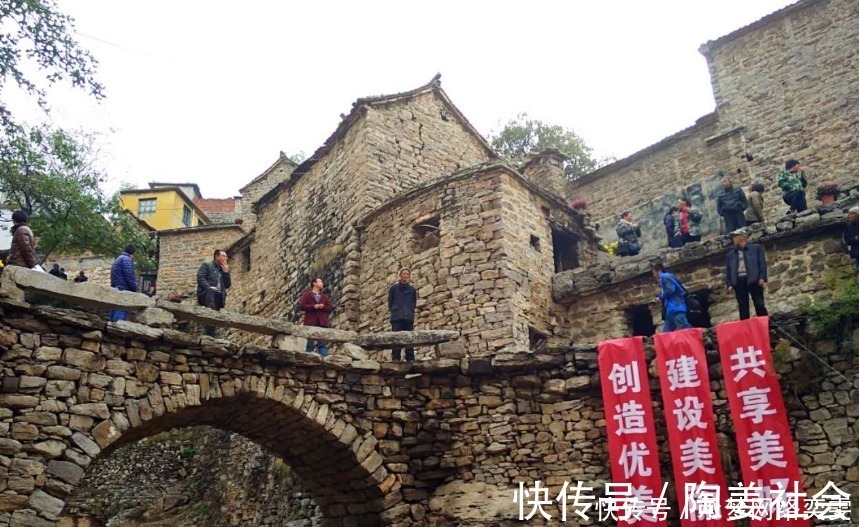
[717,175,749,233]
[109,245,138,322]
[844,207,859,274]
[6,210,36,269]
[388,268,418,362]
[49,264,62,278]
[615,212,642,256]
[651,263,691,332]
[299,277,333,357]
[725,229,768,320]
[197,249,231,337]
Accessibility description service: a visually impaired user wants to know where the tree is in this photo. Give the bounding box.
[489,114,602,181]
[0,127,155,268]
[0,0,103,132]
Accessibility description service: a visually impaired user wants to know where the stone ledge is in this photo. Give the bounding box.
[353,330,459,350]
[554,199,853,303]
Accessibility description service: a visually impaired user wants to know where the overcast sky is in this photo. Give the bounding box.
[13,0,795,198]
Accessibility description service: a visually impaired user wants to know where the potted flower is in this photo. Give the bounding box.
[571,199,588,211]
[816,183,840,205]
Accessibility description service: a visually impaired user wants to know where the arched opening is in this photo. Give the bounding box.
[24,394,392,527]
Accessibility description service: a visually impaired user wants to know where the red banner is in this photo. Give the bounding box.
[599,337,667,526]
[715,316,809,526]
[654,328,730,527]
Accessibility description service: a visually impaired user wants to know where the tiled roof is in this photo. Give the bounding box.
[194,198,238,213]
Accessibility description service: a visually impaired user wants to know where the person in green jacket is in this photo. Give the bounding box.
[777,159,808,213]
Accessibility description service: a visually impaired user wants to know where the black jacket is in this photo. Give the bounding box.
[197,260,232,301]
[717,187,749,216]
[725,244,767,287]
[388,282,418,322]
[845,222,859,259]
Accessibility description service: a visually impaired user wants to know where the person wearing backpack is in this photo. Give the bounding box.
[651,263,692,332]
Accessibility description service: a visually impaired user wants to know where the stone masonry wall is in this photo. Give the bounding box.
[48,258,113,289]
[157,226,245,299]
[240,158,297,228]
[702,0,859,191]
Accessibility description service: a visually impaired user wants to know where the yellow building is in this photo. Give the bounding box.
[120,183,211,231]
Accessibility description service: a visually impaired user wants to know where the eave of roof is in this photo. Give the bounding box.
[121,186,212,224]
[699,0,821,54]
[158,223,245,236]
[148,181,202,198]
[252,74,498,214]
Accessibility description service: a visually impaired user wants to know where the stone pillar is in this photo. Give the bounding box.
[518,149,569,199]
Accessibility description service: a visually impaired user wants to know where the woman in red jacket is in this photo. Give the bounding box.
[299,277,333,356]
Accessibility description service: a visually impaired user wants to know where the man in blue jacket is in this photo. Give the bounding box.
[651,263,691,333]
[726,228,768,320]
[109,245,138,322]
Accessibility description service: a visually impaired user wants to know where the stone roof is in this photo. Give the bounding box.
[194,198,238,213]
[518,148,571,172]
[157,224,245,236]
[253,74,498,213]
[240,152,299,193]
[699,0,823,54]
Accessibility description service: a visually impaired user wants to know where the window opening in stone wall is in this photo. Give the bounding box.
[412,215,440,252]
[529,326,548,353]
[551,227,579,273]
[530,235,541,252]
[686,290,712,329]
[627,305,656,337]
[242,247,251,272]
[138,198,156,217]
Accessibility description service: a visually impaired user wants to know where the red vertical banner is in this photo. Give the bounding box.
[599,337,667,527]
[654,328,730,527]
[715,317,810,527]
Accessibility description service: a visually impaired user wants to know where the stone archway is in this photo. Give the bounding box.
[5,389,393,527]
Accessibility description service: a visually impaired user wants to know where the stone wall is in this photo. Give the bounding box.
[554,200,856,346]
[571,0,859,252]
[227,86,492,345]
[356,165,599,357]
[239,156,297,228]
[157,225,245,299]
[48,258,113,289]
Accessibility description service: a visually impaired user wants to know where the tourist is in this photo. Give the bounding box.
[663,206,683,248]
[673,198,704,245]
[196,249,231,337]
[299,277,333,357]
[717,175,749,233]
[6,210,36,269]
[615,211,642,257]
[59,267,68,280]
[777,159,808,213]
[725,229,768,320]
[48,264,62,278]
[73,271,89,283]
[844,206,859,274]
[745,181,766,225]
[109,245,138,322]
[388,268,418,362]
[651,263,691,332]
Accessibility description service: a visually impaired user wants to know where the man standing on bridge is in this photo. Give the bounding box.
[109,245,138,322]
[299,277,333,357]
[197,249,231,337]
[388,268,418,362]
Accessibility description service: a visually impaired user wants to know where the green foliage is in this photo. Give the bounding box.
[180,444,198,460]
[0,126,156,269]
[307,243,344,275]
[0,0,103,132]
[489,113,605,181]
[801,268,859,337]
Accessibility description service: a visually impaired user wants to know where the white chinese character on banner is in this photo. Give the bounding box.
[738,386,777,424]
[609,361,641,394]
[729,345,766,381]
[673,396,707,431]
[556,481,595,521]
[630,483,670,523]
[614,401,647,436]
[807,481,851,521]
[619,442,652,479]
[756,478,808,521]
[680,437,716,476]
[598,483,633,522]
[513,481,552,520]
[666,355,701,391]
[682,483,722,521]
[727,482,768,521]
[748,430,787,471]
